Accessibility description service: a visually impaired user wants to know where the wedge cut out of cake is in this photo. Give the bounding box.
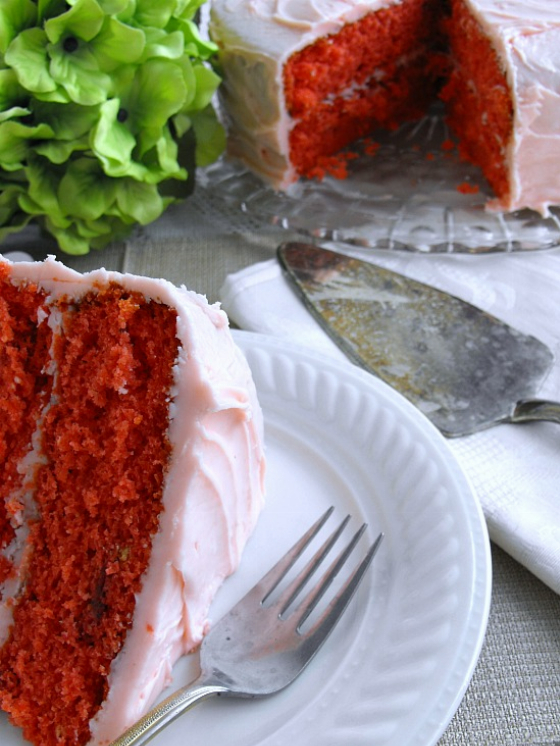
[0,256,266,746]
[210,0,560,216]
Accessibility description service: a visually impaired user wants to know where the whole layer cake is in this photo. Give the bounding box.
[209,0,560,215]
[0,256,265,746]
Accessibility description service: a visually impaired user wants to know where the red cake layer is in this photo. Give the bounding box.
[0,285,179,746]
[279,0,515,199]
[440,0,513,202]
[0,268,51,588]
[284,0,448,178]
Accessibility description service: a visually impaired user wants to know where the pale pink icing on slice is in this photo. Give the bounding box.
[0,255,266,745]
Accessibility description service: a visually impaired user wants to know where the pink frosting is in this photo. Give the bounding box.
[0,255,266,745]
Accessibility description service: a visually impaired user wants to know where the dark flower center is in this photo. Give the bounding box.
[117,108,129,123]
[63,36,79,53]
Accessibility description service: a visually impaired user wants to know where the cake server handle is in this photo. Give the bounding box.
[109,676,228,746]
[509,398,560,426]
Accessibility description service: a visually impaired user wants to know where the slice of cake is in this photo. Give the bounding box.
[0,256,265,746]
[209,0,560,215]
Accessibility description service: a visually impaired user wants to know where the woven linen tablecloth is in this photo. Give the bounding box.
[5,187,560,746]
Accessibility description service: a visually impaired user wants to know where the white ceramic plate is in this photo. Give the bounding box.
[1,331,491,746]
[199,104,560,253]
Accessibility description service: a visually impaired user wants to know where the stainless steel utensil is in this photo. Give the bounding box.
[110,508,383,745]
[278,242,560,437]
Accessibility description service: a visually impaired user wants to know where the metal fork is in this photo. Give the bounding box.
[110,507,383,745]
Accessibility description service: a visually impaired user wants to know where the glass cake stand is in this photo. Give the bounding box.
[198,105,560,254]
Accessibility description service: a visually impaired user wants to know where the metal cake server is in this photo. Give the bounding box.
[278,242,560,437]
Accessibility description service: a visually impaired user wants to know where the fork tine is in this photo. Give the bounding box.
[275,514,351,616]
[254,506,335,605]
[294,521,368,627]
[298,531,383,640]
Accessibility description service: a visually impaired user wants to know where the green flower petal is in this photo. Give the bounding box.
[131,60,187,133]
[18,191,68,229]
[133,0,176,29]
[155,128,184,177]
[0,215,32,239]
[0,0,37,54]
[190,106,225,167]
[184,63,220,112]
[176,56,196,109]
[141,27,184,62]
[74,218,112,239]
[45,211,134,254]
[115,178,164,224]
[24,156,67,218]
[0,69,26,111]
[0,120,54,171]
[173,0,207,22]
[0,182,29,232]
[32,100,100,140]
[34,87,72,104]
[138,127,187,184]
[44,0,105,44]
[5,28,58,94]
[37,1,69,24]
[192,108,226,168]
[44,219,91,255]
[0,107,31,124]
[179,19,217,59]
[171,113,191,140]
[93,18,145,70]
[57,157,118,220]
[48,41,112,105]
[106,64,135,98]
[91,97,136,176]
[35,134,90,163]
[97,0,131,16]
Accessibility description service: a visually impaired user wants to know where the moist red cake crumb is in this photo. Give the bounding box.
[283,0,447,179]
[457,181,480,194]
[0,286,179,746]
[284,0,514,198]
[440,0,513,202]
[0,267,52,588]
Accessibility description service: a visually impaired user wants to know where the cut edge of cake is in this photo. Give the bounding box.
[0,255,266,746]
[210,0,560,216]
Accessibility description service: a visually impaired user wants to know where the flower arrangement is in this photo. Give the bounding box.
[0,0,225,254]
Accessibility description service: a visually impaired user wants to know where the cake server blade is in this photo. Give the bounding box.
[278,242,560,437]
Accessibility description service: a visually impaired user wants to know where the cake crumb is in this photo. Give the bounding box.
[457,181,479,194]
[363,139,380,157]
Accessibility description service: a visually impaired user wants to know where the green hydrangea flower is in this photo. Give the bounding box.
[0,0,224,254]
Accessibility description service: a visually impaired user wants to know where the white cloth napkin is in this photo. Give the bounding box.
[220,245,560,595]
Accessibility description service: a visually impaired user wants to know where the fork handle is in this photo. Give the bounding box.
[109,678,229,746]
